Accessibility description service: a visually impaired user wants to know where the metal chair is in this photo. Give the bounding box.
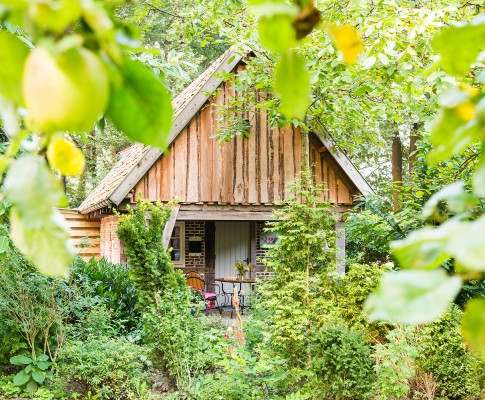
[185,271,222,313]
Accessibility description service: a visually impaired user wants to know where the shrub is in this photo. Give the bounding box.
[418,306,480,399]
[116,198,183,308]
[56,336,150,399]
[309,323,375,400]
[374,326,421,400]
[70,257,138,331]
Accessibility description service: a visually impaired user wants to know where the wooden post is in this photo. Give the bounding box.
[162,205,180,251]
[335,220,345,275]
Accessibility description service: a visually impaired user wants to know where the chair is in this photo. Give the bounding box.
[185,272,221,313]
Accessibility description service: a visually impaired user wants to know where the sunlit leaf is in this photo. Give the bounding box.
[462,298,485,353]
[365,269,462,325]
[0,236,8,253]
[107,58,173,149]
[274,51,310,120]
[0,30,29,103]
[4,155,66,221]
[29,0,82,34]
[454,101,476,121]
[47,136,85,176]
[448,215,485,271]
[10,209,74,278]
[258,14,297,53]
[422,181,477,219]
[427,108,479,164]
[328,24,363,64]
[433,21,485,76]
[473,156,485,196]
[391,223,455,270]
[437,88,470,108]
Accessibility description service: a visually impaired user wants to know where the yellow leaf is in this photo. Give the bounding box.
[454,101,476,121]
[328,24,363,63]
[47,136,85,176]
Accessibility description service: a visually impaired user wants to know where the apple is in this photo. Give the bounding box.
[23,45,109,133]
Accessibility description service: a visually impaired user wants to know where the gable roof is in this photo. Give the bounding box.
[79,48,373,215]
[79,48,244,214]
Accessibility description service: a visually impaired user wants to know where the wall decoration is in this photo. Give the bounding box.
[260,231,278,247]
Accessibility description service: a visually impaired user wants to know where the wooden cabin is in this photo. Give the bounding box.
[62,48,372,282]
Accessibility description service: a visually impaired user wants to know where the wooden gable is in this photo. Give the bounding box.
[132,75,357,206]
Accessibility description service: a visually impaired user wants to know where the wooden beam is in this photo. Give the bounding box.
[162,205,180,251]
[178,210,275,221]
[313,130,374,195]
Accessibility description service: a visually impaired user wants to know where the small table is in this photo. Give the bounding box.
[215,277,256,316]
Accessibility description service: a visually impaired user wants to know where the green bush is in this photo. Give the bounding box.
[374,326,421,400]
[56,336,150,399]
[70,257,138,331]
[419,306,480,399]
[309,323,375,400]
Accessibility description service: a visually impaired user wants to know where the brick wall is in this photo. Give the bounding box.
[255,221,269,271]
[100,215,125,264]
[183,221,205,272]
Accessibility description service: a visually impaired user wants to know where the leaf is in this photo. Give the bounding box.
[0,30,29,103]
[422,181,477,219]
[31,370,46,384]
[37,354,49,362]
[29,0,82,34]
[13,370,30,386]
[391,225,453,270]
[26,379,38,394]
[473,156,485,196]
[448,215,485,271]
[427,109,479,164]
[274,51,310,120]
[10,208,75,278]
[454,101,476,121]
[462,298,485,353]
[437,88,470,108]
[10,355,32,366]
[0,236,8,253]
[47,136,85,176]
[36,361,51,371]
[107,58,173,149]
[4,155,66,222]
[258,14,297,53]
[365,269,462,325]
[328,25,363,63]
[432,22,485,76]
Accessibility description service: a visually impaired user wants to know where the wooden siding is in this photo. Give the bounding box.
[59,209,100,260]
[134,82,354,205]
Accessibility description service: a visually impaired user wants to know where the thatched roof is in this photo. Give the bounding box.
[79,48,243,214]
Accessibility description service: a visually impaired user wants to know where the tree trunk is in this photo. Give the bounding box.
[409,122,421,174]
[392,133,403,212]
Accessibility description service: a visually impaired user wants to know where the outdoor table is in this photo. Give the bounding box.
[215,277,256,316]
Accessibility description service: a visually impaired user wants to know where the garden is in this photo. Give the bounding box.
[1,0,485,399]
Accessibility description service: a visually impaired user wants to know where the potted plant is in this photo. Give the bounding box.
[234,260,247,280]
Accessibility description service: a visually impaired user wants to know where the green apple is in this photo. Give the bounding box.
[23,45,109,133]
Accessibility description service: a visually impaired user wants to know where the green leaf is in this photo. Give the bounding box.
[37,354,49,362]
[365,269,462,324]
[0,30,29,103]
[4,155,66,222]
[107,58,173,149]
[391,225,453,270]
[258,14,297,53]
[274,51,310,120]
[13,370,30,386]
[26,379,38,394]
[29,0,82,34]
[433,22,485,77]
[36,361,50,371]
[10,208,75,278]
[10,355,32,366]
[0,235,8,253]
[31,370,46,384]
[422,181,477,219]
[448,215,485,271]
[437,88,470,108]
[462,298,485,354]
[427,109,478,164]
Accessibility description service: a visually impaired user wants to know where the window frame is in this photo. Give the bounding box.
[169,221,185,266]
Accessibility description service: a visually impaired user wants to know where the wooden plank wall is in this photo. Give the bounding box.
[59,209,100,260]
[134,82,353,206]
[309,140,353,204]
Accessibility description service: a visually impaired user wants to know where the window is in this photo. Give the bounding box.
[169,222,185,265]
